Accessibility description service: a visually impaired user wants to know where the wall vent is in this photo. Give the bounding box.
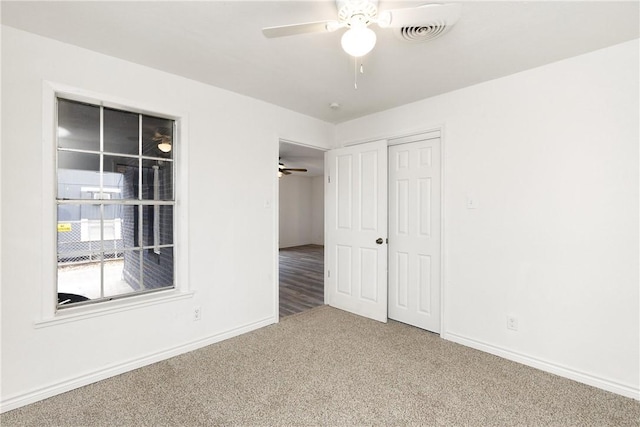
[395,22,451,43]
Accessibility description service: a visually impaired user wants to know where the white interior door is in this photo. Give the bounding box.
[388,136,441,332]
[325,140,388,322]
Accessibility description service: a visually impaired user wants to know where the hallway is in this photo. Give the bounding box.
[279,245,324,318]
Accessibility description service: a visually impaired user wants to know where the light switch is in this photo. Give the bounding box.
[466,196,478,209]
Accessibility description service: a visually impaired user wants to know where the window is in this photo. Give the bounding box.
[56,98,176,308]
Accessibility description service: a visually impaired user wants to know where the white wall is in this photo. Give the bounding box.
[336,39,639,398]
[279,175,313,248]
[311,176,324,245]
[278,174,325,248]
[0,26,334,410]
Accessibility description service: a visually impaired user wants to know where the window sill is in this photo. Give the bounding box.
[35,290,194,329]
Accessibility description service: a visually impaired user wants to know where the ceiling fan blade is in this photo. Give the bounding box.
[262,20,340,38]
[378,4,462,29]
[282,168,308,172]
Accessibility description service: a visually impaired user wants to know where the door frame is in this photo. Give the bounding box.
[333,126,446,335]
[274,138,328,322]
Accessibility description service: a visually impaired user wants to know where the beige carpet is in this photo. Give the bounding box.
[2,305,639,426]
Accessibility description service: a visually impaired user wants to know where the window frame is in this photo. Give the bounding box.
[38,82,191,325]
[56,98,176,307]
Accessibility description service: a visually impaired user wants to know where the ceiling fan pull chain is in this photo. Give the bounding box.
[354,56,358,90]
[353,59,366,90]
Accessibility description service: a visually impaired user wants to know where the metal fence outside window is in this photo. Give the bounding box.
[57,219,124,265]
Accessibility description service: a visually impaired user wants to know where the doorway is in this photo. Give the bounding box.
[278,141,326,318]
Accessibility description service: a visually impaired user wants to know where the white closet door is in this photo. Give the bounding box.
[325,140,388,322]
[388,137,441,332]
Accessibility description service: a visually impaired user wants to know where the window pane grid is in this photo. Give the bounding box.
[119,244,175,252]
[98,203,104,299]
[58,199,175,206]
[56,97,175,308]
[99,104,105,202]
[57,147,175,164]
[138,115,143,202]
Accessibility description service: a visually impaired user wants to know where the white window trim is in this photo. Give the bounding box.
[41,81,191,323]
[81,187,122,193]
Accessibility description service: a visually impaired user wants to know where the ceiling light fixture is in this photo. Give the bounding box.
[341,23,376,57]
[263,1,463,62]
[153,127,172,153]
[157,141,172,153]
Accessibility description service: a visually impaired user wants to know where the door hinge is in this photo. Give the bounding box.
[327,269,330,278]
[327,175,331,184]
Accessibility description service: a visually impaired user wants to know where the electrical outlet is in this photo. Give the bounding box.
[507,316,518,331]
[194,307,201,321]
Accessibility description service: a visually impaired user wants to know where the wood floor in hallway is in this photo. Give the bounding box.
[279,244,324,318]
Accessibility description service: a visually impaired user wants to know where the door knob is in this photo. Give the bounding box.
[376,238,384,245]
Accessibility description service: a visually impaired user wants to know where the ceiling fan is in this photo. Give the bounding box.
[262,0,462,57]
[279,160,308,177]
[152,127,172,153]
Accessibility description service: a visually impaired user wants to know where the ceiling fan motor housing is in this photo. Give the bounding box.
[337,0,379,26]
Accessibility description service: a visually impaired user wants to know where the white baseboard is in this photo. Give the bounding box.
[1,316,275,413]
[443,331,640,401]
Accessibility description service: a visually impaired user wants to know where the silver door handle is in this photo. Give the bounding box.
[376,238,384,245]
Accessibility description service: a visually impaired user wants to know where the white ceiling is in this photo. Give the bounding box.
[3,1,638,125]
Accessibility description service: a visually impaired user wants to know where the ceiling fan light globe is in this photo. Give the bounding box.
[341,26,376,57]
[158,142,172,153]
